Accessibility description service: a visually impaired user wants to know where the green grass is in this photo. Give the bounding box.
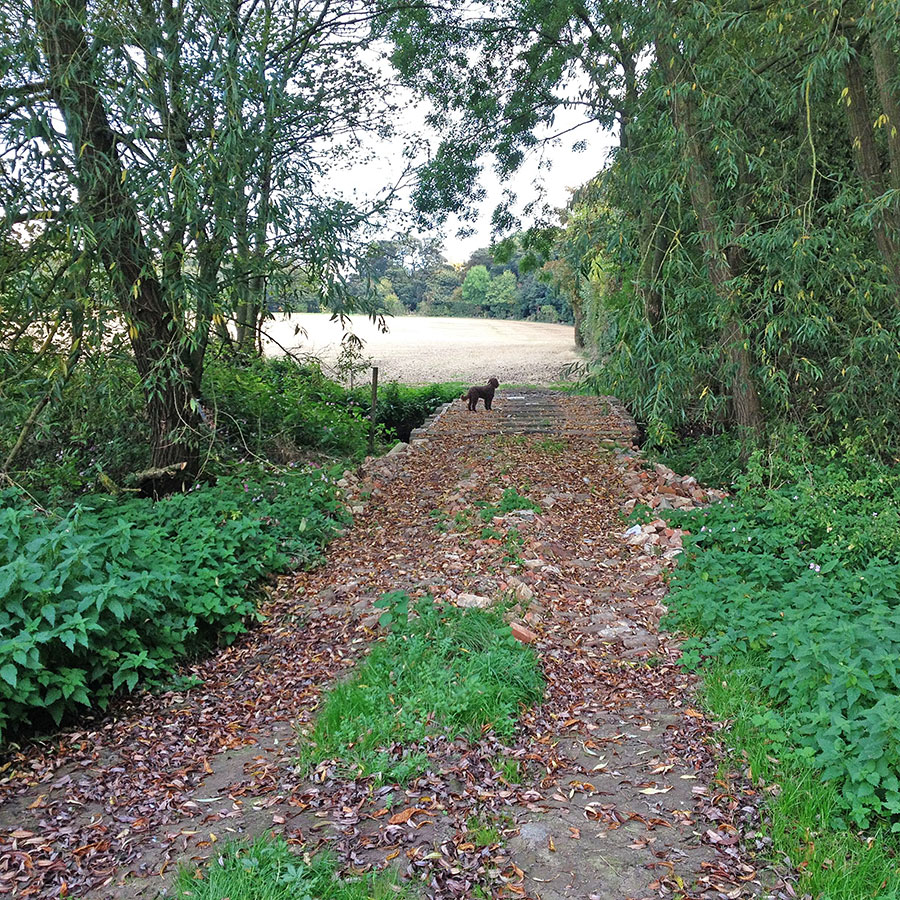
[478,487,541,523]
[494,756,522,784]
[465,815,503,847]
[534,437,567,454]
[299,593,544,783]
[699,655,900,898]
[168,835,408,900]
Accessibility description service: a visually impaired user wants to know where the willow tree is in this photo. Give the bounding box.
[1,0,396,490]
[380,0,900,450]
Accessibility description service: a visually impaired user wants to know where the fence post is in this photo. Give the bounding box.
[368,366,378,455]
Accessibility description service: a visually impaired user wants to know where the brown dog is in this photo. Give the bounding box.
[462,376,500,411]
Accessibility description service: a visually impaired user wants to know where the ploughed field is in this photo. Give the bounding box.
[262,314,580,384]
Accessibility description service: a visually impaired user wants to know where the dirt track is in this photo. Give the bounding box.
[0,393,770,900]
[261,314,581,384]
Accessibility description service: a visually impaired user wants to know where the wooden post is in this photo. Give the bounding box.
[368,366,378,454]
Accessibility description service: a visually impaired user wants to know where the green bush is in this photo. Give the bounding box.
[663,451,900,828]
[204,357,371,461]
[301,592,544,782]
[348,381,463,443]
[0,354,148,498]
[0,469,348,740]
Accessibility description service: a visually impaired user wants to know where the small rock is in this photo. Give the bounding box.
[511,622,538,644]
[514,582,534,602]
[455,593,492,609]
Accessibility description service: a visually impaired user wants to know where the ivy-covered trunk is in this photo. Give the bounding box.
[37,0,202,491]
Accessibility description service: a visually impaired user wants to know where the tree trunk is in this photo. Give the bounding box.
[655,24,763,432]
[844,47,900,289]
[572,293,585,348]
[36,0,201,491]
[638,207,666,330]
[870,35,900,192]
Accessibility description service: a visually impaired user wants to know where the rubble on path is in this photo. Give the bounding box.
[0,390,771,900]
[612,447,729,564]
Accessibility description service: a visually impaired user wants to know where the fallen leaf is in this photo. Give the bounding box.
[388,807,435,825]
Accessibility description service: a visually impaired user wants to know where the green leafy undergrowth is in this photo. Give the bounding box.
[348,381,464,443]
[0,468,348,741]
[699,655,900,897]
[478,487,542,523]
[662,455,900,828]
[204,356,371,462]
[300,592,544,783]
[169,834,409,900]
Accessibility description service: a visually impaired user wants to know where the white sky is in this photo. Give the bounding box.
[327,93,618,265]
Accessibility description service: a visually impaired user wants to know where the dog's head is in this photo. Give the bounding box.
[488,376,500,388]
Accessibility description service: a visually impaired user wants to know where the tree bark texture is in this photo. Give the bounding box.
[844,47,900,290]
[655,26,763,431]
[35,0,202,490]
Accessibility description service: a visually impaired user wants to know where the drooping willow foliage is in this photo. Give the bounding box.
[0,0,398,488]
[382,0,900,454]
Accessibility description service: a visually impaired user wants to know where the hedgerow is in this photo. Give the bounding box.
[0,469,348,740]
[663,450,900,828]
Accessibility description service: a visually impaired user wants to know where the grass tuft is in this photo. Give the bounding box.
[299,593,544,783]
[169,835,408,900]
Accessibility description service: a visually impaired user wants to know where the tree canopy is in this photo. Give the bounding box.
[382,0,900,452]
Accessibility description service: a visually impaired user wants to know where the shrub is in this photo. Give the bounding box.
[203,356,371,461]
[0,469,348,740]
[301,592,544,782]
[663,453,900,828]
[348,381,463,443]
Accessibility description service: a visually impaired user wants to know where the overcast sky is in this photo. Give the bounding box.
[327,90,618,265]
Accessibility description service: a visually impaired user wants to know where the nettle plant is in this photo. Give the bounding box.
[0,470,347,739]
[663,461,900,828]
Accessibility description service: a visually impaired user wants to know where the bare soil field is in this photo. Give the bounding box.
[262,313,581,384]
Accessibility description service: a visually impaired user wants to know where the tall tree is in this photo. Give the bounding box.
[1,0,397,489]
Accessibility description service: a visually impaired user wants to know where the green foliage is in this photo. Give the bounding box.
[461,265,491,311]
[204,357,371,462]
[300,592,544,783]
[485,270,517,319]
[699,655,900,898]
[478,487,542,523]
[2,355,462,499]
[357,236,569,322]
[0,470,347,740]
[663,449,900,827]
[349,381,463,444]
[171,835,409,900]
[654,432,748,491]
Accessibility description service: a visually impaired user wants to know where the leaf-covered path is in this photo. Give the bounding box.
[0,392,769,899]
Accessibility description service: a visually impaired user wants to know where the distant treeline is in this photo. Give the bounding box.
[354,236,573,323]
